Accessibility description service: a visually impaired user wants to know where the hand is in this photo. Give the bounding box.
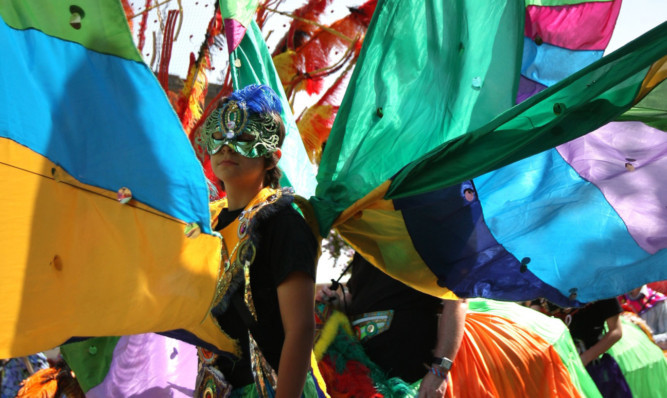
[315,284,339,303]
[417,370,447,398]
[579,350,595,367]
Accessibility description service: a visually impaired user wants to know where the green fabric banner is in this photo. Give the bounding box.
[313,0,523,235]
[229,20,317,198]
[386,22,667,200]
[61,337,121,392]
[221,0,258,29]
[0,0,140,61]
[617,78,667,131]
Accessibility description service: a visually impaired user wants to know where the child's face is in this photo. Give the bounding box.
[211,144,268,189]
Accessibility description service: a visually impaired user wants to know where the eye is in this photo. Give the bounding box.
[237,133,255,142]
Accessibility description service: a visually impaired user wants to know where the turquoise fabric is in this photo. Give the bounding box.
[0,17,212,232]
[473,147,667,302]
[521,38,603,86]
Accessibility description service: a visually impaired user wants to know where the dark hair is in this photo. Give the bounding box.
[263,112,285,188]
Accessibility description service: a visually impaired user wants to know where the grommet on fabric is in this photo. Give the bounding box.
[534,35,543,46]
[117,187,132,204]
[51,255,63,271]
[568,288,578,301]
[185,222,201,238]
[520,257,531,273]
[51,166,63,182]
[234,58,242,68]
[471,77,482,90]
[69,5,85,29]
[553,103,566,115]
[376,107,383,118]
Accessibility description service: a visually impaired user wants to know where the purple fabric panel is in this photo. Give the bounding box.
[87,334,197,398]
[557,121,667,254]
[517,75,547,104]
[585,354,633,398]
[224,18,247,53]
[525,1,622,51]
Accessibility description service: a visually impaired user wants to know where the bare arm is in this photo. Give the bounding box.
[647,303,667,349]
[275,272,316,398]
[580,314,622,366]
[418,298,467,398]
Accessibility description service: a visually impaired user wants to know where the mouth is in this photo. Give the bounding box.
[218,159,238,166]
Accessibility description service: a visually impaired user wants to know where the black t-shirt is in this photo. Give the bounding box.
[347,254,441,383]
[213,202,317,387]
[568,298,622,351]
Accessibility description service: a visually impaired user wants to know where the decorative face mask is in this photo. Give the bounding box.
[200,100,280,158]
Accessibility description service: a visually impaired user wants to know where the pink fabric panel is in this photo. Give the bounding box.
[525,0,622,51]
[225,18,247,53]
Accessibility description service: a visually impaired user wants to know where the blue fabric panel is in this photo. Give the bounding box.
[474,148,667,303]
[521,37,603,87]
[0,20,211,232]
[394,182,574,307]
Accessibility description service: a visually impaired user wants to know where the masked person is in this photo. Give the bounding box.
[195,84,325,398]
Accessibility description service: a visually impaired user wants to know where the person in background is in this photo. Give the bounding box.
[1,354,49,398]
[534,298,632,398]
[620,284,667,349]
[318,253,466,398]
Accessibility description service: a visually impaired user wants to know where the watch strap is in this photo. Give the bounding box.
[431,356,453,370]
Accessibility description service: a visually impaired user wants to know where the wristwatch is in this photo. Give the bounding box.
[431,356,453,370]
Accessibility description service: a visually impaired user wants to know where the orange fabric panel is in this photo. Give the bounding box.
[446,312,581,398]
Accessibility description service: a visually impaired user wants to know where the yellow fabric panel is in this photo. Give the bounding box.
[0,138,234,357]
[635,54,667,103]
[337,206,457,300]
[332,180,394,228]
[446,312,581,398]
